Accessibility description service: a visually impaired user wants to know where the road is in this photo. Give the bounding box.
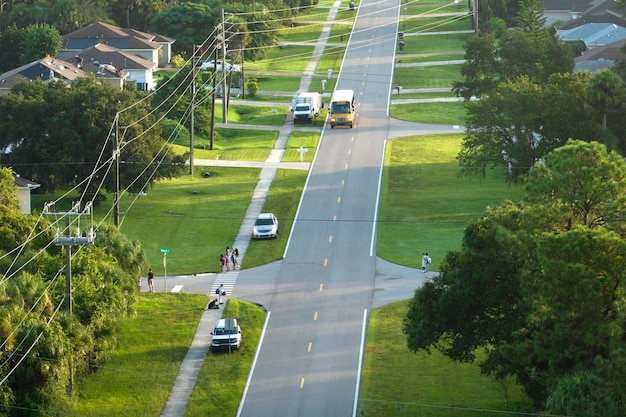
[236,0,402,416]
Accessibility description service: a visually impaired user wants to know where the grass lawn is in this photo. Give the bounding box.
[358,300,532,416]
[397,32,470,55]
[282,130,322,162]
[71,294,207,416]
[393,64,463,89]
[396,53,464,63]
[400,15,472,33]
[278,22,324,42]
[391,101,469,125]
[116,169,261,276]
[243,169,308,269]
[377,134,525,272]
[70,295,265,417]
[253,74,303,93]
[185,299,266,416]
[247,45,314,73]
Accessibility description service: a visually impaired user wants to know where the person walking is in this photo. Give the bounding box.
[424,253,431,273]
[225,247,231,271]
[217,284,226,304]
[231,248,239,270]
[219,254,226,272]
[421,253,426,271]
[147,268,155,292]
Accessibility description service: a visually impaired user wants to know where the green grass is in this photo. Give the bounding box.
[71,293,207,416]
[282,130,322,162]
[358,300,531,416]
[400,1,469,15]
[185,299,266,416]
[253,74,303,93]
[400,15,473,33]
[279,23,324,43]
[248,45,315,72]
[243,169,308,268]
[393,64,463,89]
[391,101,468,125]
[397,32,470,54]
[377,134,525,271]
[225,104,290,126]
[70,295,265,417]
[117,169,260,276]
[172,128,278,161]
[396,53,464,63]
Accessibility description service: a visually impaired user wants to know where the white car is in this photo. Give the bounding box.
[211,318,242,351]
[199,60,241,72]
[252,213,279,239]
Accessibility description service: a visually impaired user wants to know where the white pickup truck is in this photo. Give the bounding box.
[211,318,242,351]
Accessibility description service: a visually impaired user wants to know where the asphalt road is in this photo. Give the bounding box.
[236,1,402,416]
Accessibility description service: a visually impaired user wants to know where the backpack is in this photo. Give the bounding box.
[216,288,220,295]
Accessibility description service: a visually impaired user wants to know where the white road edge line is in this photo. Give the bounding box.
[370,140,386,256]
[236,311,271,417]
[353,308,368,417]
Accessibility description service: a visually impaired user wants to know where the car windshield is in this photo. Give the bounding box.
[255,218,274,226]
[214,328,238,335]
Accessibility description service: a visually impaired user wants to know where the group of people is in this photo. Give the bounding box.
[219,247,239,272]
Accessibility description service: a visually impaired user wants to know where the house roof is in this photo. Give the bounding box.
[573,38,625,72]
[0,56,89,91]
[62,21,167,51]
[56,43,156,75]
[13,175,40,190]
[559,22,626,46]
[556,9,626,30]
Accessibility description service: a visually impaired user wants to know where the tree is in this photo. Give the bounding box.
[452,33,500,100]
[586,69,625,135]
[0,77,186,199]
[0,24,22,72]
[459,76,549,182]
[0,167,18,210]
[459,72,596,183]
[149,2,220,56]
[20,23,63,64]
[405,140,626,410]
[455,0,573,98]
[525,140,626,235]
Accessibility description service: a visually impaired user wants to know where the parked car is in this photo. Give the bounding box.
[211,318,242,351]
[252,213,279,239]
[199,60,241,72]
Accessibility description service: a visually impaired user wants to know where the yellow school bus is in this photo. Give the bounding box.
[330,89,355,128]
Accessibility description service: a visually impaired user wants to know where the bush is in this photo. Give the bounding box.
[246,78,258,97]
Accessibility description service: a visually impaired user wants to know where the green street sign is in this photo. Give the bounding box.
[161,248,170,253]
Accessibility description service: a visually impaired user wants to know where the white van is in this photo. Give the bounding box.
[211,318,242,351]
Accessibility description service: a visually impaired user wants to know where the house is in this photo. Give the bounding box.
[0,56,90,96]
[558,22,626,47]
[544,0,620,26]
[13,175,40,214]
[56,43,156,91]
[574,38,626,72]
[60,21,175,68]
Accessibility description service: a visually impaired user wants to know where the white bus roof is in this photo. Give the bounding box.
[331,89,354,102]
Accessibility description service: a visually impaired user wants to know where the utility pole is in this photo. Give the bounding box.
[44,201,95,396]
[473,0,478,35]
[114,115,120,228]
[221,9,228,124]
[210,43,216,150]
[113,116,128,228]
[190,45,198,176]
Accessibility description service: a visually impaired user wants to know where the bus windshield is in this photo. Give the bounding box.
[332,103,351,114]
